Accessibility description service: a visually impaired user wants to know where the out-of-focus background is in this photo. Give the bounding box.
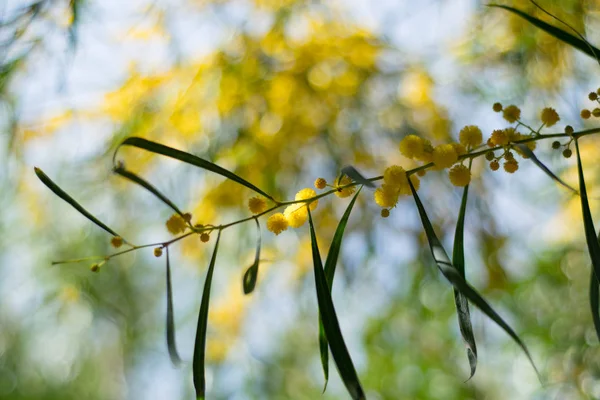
[2,0,600,399]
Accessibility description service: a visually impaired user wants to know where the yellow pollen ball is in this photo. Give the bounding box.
[166,214,187,235]
[581,109,591,119]
[459,125,483,147]
[383,165,408,187]
[335,176,356,198]
[540,107,560,127]
[314,178,327,190]
[490,129,509,146]
[448,164,471,187]
[267,213,288,235]
[374,184,399,208]
[432,144,458,169]
[154,247,163,257]
[504,159,519,173]
[200,233,210,243]
[502,105,521,123]
[490,160,500,171]
[295,188,318,211]
[248,197,267,214]
[284,204,308,228]
[111,236,123,248]
[399,134,425,159]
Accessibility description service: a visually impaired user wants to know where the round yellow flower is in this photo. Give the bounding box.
[504,159,519,173]
[314,177,327,190]
[451,142,467,156]
[381,209,390,218]
[284,204,308,228]
[448,164,471,187]
[502,105,521,123]
[417,139,434,162]
[295,188,318,211]
[399,134,425,159]
[398,174,420,195]
[459,125,482,147]
[489,160,500,171]
[335,176,356,198]
[383,165,408,187]
[581,109,591,119]
[200,233,210,243]
[540,107,560,127]
[432,144,458,169]
[374,184,399,208]
[111,236,123,248]
[490,129,509,146]
[493,102,503,112]
[267,213,288,235]
[154,247,163,257]
[248,197,267,214]
[166,214,187,235]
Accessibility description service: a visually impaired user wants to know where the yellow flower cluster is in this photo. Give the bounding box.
[448,164,471,187]
[374,165,420,208]
[399,134,433,162]
[267,188,320,234]
[458,125,482,147]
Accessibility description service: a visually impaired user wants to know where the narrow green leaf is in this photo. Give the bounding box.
[319,188,362,389]
[515,144,578,194]
[34,167,123,239]
[575,140,600,341]
[193,230,222,399]
[113,165,186,219]
[165,247,181,365]
[242,219,261,295]
[409,180,540,380]
[451,180,477,380]
[115,137,275,201]
[590,268,600,340]
[489,4,600,62]
[341,166,375,188]
[308,209,365,400]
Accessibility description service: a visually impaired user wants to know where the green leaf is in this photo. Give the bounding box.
[165,247,181,365]
[113,165,186,220]
[34,167,123,240]
[242,219,261,295]
[451,179,477,380]
[341,166,375,188]
[575,140,600,341]
[590,268,600,340]
[408,180,540,380]
[489,4,600,63]
[319,188,362,389]
[193,230,221,399]
[515,144,578,194]
[308,209,365,400]
[115,137,275,201]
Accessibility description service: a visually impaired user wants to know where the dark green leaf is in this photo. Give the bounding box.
[319,188,362,389]
[34,167,123,240]
[113,165,186,219]
[515,144,578,194]
[308,209,365,400]
[489,4,600,63]
[409,180,540,380]
[575,140,600,341]
[115,137,275,201]
[590,268,600,340]
[242,219,261,295]
[193,230,221,400]
[451,179,477,380]
[165,247,181,365]
[341,166,375,188]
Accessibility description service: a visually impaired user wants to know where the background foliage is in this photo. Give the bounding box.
[2,0,600,399]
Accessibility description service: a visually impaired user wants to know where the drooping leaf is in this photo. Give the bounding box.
[515,144,578,194]
[34,167,123,239]
[193,230,221,400]
[113,165,186,220]
[408,180,540,379]
[165,247,181,365]
[341,166,375,188]
[590,268,600,340]
[242,219,261,295]
[451,179,478,380]
[319,188,362,389]
[575,140,600,341]
[308,210,365,400]
[115,137,275,201]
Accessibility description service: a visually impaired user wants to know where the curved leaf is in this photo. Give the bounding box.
[34,167,123,239]
[308,209,365,400]
[165,247,182,365]
[115,137,275,201]
[341,166,375,188]
[515,144,578,194]
[319,188,362,389]
[590,268,600,340]
[242,219,262,295]
[409,180,540,380]
[193,230,222,400]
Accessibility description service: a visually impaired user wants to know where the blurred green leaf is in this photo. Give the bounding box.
[165,247,182,365]
[341,166,375,188]
[515,144,578,194]
[409,180,540,380]
[193,230,221,399]
[115,137,275,201]
[308,209,365,400]
[242,219,261,295]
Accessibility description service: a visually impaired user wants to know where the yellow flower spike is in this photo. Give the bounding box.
[459,125,483,147]
[334,176,356,198]
[154,247,163,257]
[284,204,308,228]
[490,129,509,146]
[111,236,123,248]
[295,188,318,211]
[504,159,519,173]
[540,107,560,127]
[383,165,408,187]
[432,144,458,169]
[448,164,471,187]
[314,177,327,190]
[248,197,268,214]
[502,105,521,123]
[267,213,288,235]
[374,184,399,208]
[399,134,425,159]
[166,214,187,235]
[200,233,210,243]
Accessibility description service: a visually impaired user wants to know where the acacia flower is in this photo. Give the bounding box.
[248,197,268,214]
[459,125,483,147]
[448,164,471,187]
[166,214,187,235]
[267,213,288,235]
[284,204,308,228]
[383,165,408,187]
[295,188,318,211]
[314,178,327,190]
[540,107,560,127]
[335,176,356,198]
[432,144,458,169]
[502,105,521,123]
[399,134,425,159]
[200,233,210,243]
[111,236,123,248]
[490,129,509,146]
[154,247,163,257]
[374,184,399,208]
[504,159,519,173]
